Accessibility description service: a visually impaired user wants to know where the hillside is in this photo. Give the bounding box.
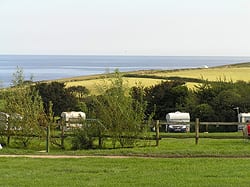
[55,62,250,94]
[220,62,250,67]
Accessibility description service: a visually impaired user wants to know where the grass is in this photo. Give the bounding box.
[1,135,250,186]
[0,157,250,186]
[1,132,250,157]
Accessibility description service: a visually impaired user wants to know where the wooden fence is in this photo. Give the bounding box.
[153,119,249,145]
[0,117,249,152]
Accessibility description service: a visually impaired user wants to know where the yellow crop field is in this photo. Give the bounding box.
[65,77,164,95]
[60,65,250,94]
[149,67,250,82]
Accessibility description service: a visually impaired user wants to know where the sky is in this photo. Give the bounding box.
[0,0,250,56]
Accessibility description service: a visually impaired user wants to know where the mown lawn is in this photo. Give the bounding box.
[0,157,249,187]
[1,135,250,186]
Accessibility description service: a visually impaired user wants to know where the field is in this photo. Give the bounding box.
[53,63,250,94]
[2,133,250,156]
[1,137,250,186]
[65,77,164,95]
[0,156,250,187]
[146,67,250,82]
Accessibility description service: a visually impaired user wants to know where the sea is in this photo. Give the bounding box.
[1,55,250,88]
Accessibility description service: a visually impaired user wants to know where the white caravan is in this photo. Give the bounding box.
[166,111,190,132]
[61,111,86,128]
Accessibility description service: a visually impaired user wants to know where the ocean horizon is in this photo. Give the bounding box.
[1,55,250,88]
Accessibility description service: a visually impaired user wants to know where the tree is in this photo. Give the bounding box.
[134,81,188,120]
[34,82,78,116]
[4,68,46,147]
[213,89,241,121]
[233,81,250,112]
[193,80,247,122]
[95,71,148,148]
[193,104,216,122]
[67,85,90,100]
[11,67,34,87]
[67,85,90,114]
[11,67,24,87]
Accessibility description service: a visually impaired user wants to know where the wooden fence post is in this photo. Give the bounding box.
[156,120,160,146]
[61,121,65,149]
[46,124,50,153]
[195,118,199,145]
[7,125,10,146]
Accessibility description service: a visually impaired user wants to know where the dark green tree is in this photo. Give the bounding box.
[133,81,188,120]
[67,85,90,100]
[193,103,216,122]
[192,79,250,122]
[34,82,78,116]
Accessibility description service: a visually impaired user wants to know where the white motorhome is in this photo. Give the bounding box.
[238,113,250,130]
[61,111,86,128]
[166,111,190,132]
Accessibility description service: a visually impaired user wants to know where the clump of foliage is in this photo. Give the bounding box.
[94,70,148,148]
[71,127,95,150]
[71,120,104,150]
[190,80,250,122]
[67,85,90,114]
[3,67,47,147]
[131,80,189,120]
[33,82,78,117]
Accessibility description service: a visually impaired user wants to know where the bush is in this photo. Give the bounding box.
[71,128,94,150]
[71,120,103,150]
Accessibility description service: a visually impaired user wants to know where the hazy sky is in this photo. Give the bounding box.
[1,0,250,56]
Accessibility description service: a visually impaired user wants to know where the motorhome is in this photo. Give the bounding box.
[61,111,86,128]
[238,113,250,130]
[166,111,190,132]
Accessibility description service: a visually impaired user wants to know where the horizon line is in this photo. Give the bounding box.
[1,54,250,57]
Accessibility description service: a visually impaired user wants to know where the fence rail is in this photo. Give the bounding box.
[153,119,249,145]
[0,118,249,149]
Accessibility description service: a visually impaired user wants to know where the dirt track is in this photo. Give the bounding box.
[1,154,250,159]
[0,155,131,159]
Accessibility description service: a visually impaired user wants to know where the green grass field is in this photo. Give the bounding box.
[0,156,250,186]
[1,133,250,157]
[1,134,250,186]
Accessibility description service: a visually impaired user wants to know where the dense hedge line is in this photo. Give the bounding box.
[124,73,205,83]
